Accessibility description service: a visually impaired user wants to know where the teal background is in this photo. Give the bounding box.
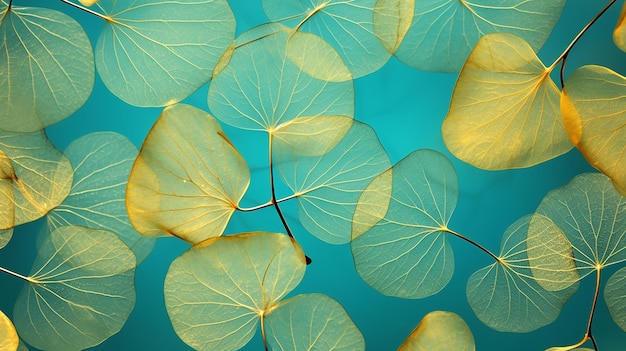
[1,0,626,350]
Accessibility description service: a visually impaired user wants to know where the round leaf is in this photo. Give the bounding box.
[604,266,626,332]
[398,311,474,351]
[0,309,18,351]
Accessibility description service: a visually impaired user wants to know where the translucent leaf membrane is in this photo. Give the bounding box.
[395,0,565,72]
[0,5,94,132]
[262,0,394,78]
[534,173,626,273]
[351,149,457,298]
[0,228,12,249]
[467,216,578,333]
[614,1,626,52]
[275,120,391,244]
[286,30,353,82]
[47,132,155,264]
[373,0,414,54]
[352,167,392,239]
[442,33,572,170]
[208,26,354,131]
[95,0,235,106]
[266,294,365,351]
[127,104,250,244]
[80,0,99,6]
[0,309,18,351]
[14,226,136,351]
[164,232,306,351]
[273,116,353,157]
[561,65,626,196]
[604,266,626,332]
[398,311,474,351]
[0,130,73,229]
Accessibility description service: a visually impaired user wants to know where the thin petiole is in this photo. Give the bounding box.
[0,266,38,283]
[58,0,113,21]
[445,228,501,263]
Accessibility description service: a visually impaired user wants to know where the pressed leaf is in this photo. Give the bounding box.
[13,225,136,351]
[273,115,353,157]
[352,167,392,239]
[614,1,626,52]
[275,120,391,244]
[561,65,626,196]
[395,0,565,72]
[266,293,365,351]
[208,26,354,131]
[398,311,474,351]
[0,309,18,351]
[262,0,393,78]
[604,266,626,332]
[127,104,250,244]
[286,30,353,82]
[48,132,155,263]
[467,215,578,333]
[95,0,235,106]
[373,0,414,54]
[164,232,306,351]
[0,228,12,249]
[0,130,73,228]
[351,149,457,298]
[442,32,572,170]
[0,5,94,132]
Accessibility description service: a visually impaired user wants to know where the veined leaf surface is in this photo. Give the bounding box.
[48,132,155,263]
[127,104,250,244]
[561,65,626,196]
[604,266,626,332]
[13,226,136,351]
[0,309,18,351]
[351,149,457,298]
[164,232,306,351]
[273,116,353,157]
[0,228,12,249]
[395,0,565,72]
[0,4,94,132]
[398,311,474,351]
[442,33,572,169]
[95,0,235,106]
[372,0,414,54]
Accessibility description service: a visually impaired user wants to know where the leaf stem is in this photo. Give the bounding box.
[58,0,112,21]
[445,228,501,263]
[0,266,37,283]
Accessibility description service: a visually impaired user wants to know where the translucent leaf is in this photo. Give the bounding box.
[273,116,353,157]
[0,5,94,132]
[398,311,474,351]
[47,132,155,263]
[80,0,99,6]
[262,0,393,78]
[467,216,578,333]
[286,30,353,82]
[614,1,626,52]
[561,65,626,196]
[0,228,12,249]
[276,120,391,244]
[127,104,250,244]
[95,0,235,106]
[442,32,572,169]
[534,173,626,273]
[351,149,457,298]
[164,232,306,351]
[266,293,365,351]
[0,130,73,229]
[208,26,353,131]
[13,225,136,351]
[373,0,414,54]
[605,266,626,332]
[352,168,392,239]
[0,309,18,351]
[395,0,565,72]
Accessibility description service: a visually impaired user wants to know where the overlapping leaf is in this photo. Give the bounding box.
[604,266,626,332]
[561,65,626,196]
[95,0,235,106]
[0,130,73,229]
[442,32,572,170]
[398,311,474,351]
[372,0,414,54]
[13,225,136,351]
[48,132,155,263]
[351,149,457,298]
[273,115,353,157]
[614,1,626,52]
[467,215,578,333]
[395,0,565,72]
[0,4,94,132]
[275,120,391,244]
[0,309,18,351]
[127,104,250,244]
[265,293,365,351]
[164,232,306,351]
[208,26,353,131]
[0,228,12,249]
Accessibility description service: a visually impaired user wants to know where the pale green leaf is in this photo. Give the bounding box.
[127,104,250,244]
[373,0,414,54]
[0,5,94,132]
[276,120,391,244]
[398,311,474,351]
[442,32,572,170]
[273,116,353,157]
[395,0,565,72]
[266,293,365,351]
[605,266,626,332]
[352,167,392,240]
[286,30,353,82]
[164,232,306,351]
[0,309,18,351]
[0,228,12,249]
[561,65,626,196]
[351,149,457,298]
[47,132,155,263]
[95,0,235,106]
[13,225,136,351]
[467,215,578,333]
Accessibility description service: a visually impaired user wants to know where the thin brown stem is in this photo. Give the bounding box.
[445,228,501,263]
